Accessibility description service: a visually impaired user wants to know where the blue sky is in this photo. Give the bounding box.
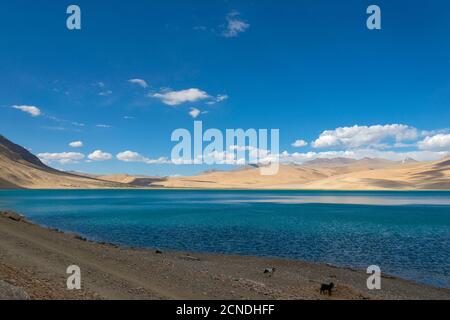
[1,0,450,176]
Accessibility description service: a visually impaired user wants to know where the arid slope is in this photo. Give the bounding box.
[156,157,450,190]
[0,135,126,189]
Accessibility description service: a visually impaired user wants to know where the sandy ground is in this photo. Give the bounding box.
[155,158,450,190]
[0,211,449,300]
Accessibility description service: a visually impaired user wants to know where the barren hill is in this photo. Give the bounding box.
[156,157,450,190]
[0,135,127,189]
[1,134,449,190]
[97,174,166,187]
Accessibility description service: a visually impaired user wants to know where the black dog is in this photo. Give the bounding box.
[320,282,334,296]
[263,267,276,277]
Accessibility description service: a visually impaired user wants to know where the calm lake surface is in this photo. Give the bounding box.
[0,190,449,288]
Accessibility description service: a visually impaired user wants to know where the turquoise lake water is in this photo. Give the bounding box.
[0,190,449,288]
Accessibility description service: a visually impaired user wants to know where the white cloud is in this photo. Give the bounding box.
[69,141,83,148]
[172,146,448,167]
[128,79,148,88]
[280,149,448,164]
[116,151,148,163]
[312,124,419,149]
[96,124,112,128]
[12,105,41,117]
[116,151,169,164]
[292,140,308,148]
[99,90,112,96]
[418,134,450,151]
[151,88,228,106]
[216,94,228,102]
[38,152,85,165]
[206,94,229,105]
[150,88,210,106]
[222,11,250,38]
[189,108,201,119]
[88,150,112,161]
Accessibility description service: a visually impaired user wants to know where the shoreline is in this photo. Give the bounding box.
[2,187,450,191]
[0,211,449,300]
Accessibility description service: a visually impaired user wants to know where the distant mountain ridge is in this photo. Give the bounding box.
[303,157,396,168]
[96,174,166,186]
[1,134,449,190]
[157,157,450,190]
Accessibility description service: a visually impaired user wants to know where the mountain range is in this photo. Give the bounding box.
[1,134,449,190]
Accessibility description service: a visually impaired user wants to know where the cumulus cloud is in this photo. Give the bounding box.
[222,11,250,38]
[88,150,112,161]
[38,152,85,165]
[292,140,308,148]
[150,88,210,106]
[173,147,448,167]
[69,141,83,148]
[312,124,419,149]
[151,88,228,107]
[116,151,148,163]
[280,149,448,164]
[191,123,449,166]
[12,105,41,117]
[116,151,169,164]
[418,133,450,151]
[189,108,201,119]
[128,79,148,88]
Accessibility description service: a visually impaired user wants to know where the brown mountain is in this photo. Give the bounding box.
[0,135,55,171]
[303,157,398,174]
[97,174,166,187]
[0,135,126,189]
[157,157,450,190]
[303,157,358,167]
[1,134,449,190]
